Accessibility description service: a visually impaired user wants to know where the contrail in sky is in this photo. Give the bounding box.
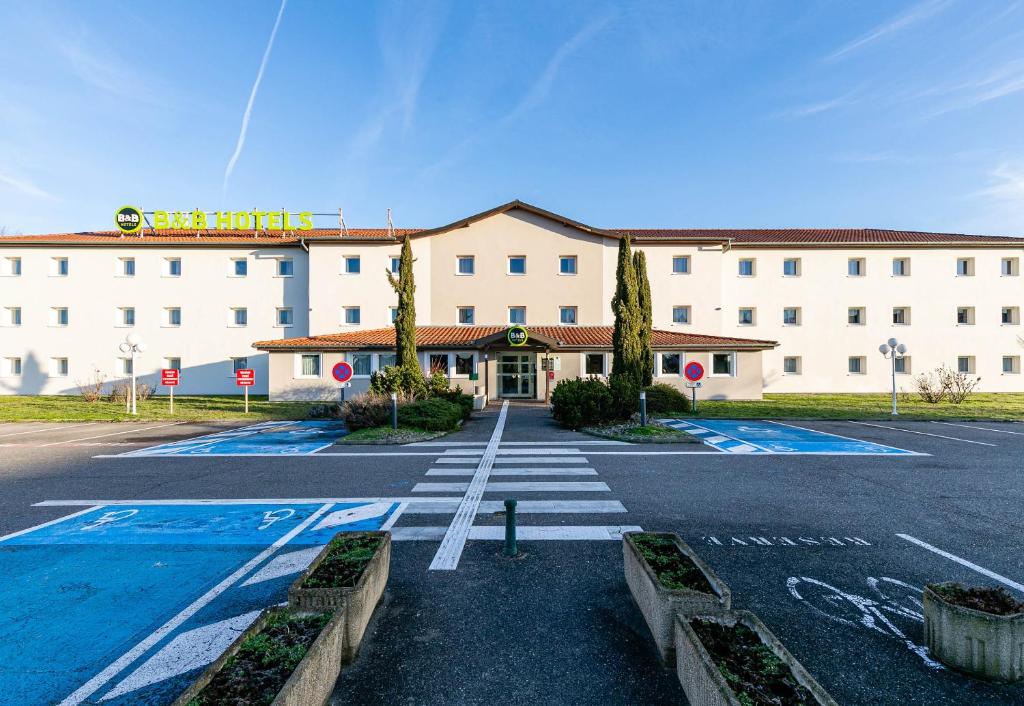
[223,0,287,196]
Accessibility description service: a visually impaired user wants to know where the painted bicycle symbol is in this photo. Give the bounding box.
[787,576,943,669]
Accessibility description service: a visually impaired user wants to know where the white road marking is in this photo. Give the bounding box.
[666,420,777,453]
[35,497,461,507]
[0,423,101,439]
[57,503,333,706]
[396,525,643,541]
[408,440,628,446]
[240,547,322,586]
[39,421,186,448]
[849,421,996,447]
[312,502,394,531]
[896,534,1024,594]
[932,421,1024,436]
[767,419,921,454]
[425,467,598,476]
[414,481,610,493]
[0,506,101,542]
[429,401,509,571]
[442,448,582,455]
[380,502,407,531]
[370,500,629,514]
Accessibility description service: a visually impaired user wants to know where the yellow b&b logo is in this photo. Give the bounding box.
[115,206,143,235]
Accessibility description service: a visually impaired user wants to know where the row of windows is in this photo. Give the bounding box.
[0,356,256,378]
[0,256,295,278]
[728,306,1021,327]
[0,307,299,328]
[731,256,1020,278]
[346,255,580,277]
[773,355,1022,376]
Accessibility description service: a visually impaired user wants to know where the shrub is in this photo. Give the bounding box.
[913,370,946,403]
[433,388,474,421]
[307,403,342,419]
[427,370,451,396]
[368,365,427,399]
[340,394,392,430]
[643,383,689,414]
[109,381,152,404]
[550,377,615,429]
[939,365,981,404]
[398,398,464,432]
[609,374,640,419]
[77,370,106,403]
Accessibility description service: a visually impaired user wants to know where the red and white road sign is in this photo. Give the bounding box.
[161,369,180,386]
[235,369,256,387]
[684,361,705,382]
[332,361,354,384]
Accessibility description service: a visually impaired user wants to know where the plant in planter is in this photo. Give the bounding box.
[924,582,1024,682]
[174,607,345,706]
[674,611,838,706]
[288,531,391,662]
[623,531,731,664]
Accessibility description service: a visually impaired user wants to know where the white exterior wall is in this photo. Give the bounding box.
[0,245,308,395]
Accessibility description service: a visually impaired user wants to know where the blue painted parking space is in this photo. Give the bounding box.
[121,420,348,457]
[661,419,921,455]
[0,500,399,705]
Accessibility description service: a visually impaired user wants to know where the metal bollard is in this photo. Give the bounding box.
[391,392,398,430]
[504,498,518,557]
[639,390,647,426]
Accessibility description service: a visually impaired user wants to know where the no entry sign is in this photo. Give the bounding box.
[332,361,354,383]
[235,369,255,387]
[684,361,705,382]
[160,369,179,386]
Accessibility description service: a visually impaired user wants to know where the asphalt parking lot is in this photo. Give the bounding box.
[1,409,1022,705]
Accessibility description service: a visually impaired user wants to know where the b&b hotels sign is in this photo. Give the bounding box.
[115,206,314,235]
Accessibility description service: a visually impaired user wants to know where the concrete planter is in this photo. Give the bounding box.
[674,610,838,706]
[623,531,731,664]
[172,607,346,706]
[924,583,1024,682]
[288,530,391,662]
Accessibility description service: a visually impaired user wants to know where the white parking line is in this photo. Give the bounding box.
[0,423,102,439]
[395,525,643,541]
[767,419,921,454]
[897,534,1024,594]
[848,421,996,447]
[414,481,611,493]
[38,422,186,447]
[0,506,102,542]
[932,421,1024,436]
[425,467,598,476]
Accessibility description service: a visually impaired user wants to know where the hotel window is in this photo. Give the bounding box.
[848,356,865,375]
[738,308,755,326]
[276,307,294,327]
[956,307,974,325]
[672,306,691,325]
[712,352,736,376]
[457,256,475,275]
[119,357,133,375]
[4,307,21,326]
[389,306,398,323]
[892,258,910,276]
[343,256,361,274]
[894,356,911,374]
[1001,258,1019,276]
[231,258,248,277]
[51,307,69,327]
[165,257,181,277]
[783,307,801,326]
[1001,307,1019,325]
[51,257,69,276]
[957,356,975,374]
[457,306,475,325]
[672,256,690,274]
[559,306,578,325]
[847,258,865,276]
[119,307,135,327]
[585,353,606,376]
[783,258,801,277]
[231,308,248,327]
[559,256,577,275]
[783,356,801,375]
[508,306,526,325]
[848,307,865,325]
[3,257,22,276]
[956,258,974,276]
[300,354,321,378]
[429,354,449,375]
[661,353,681,376]
[276,258,294,277]
[165,307,182,327]
[454,353,474,376]
[1003,356,1021,374]
[379,352,398,369]
[50,357,69,377]
[164,357,181,371]
[351,353,372,376]
[892,307,910,325]
[3,357,22,377]
[344,307,361,325]
[119,257,135,277]
[390,256,401,274]
[737,259,756,277]
[508,256,526,275]
[232,357,249,374]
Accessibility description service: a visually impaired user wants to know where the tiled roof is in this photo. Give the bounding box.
[253,325,777,351]
[0,228,423,246]
[611,228,1024,245]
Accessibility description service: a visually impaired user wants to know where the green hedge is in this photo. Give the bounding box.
[397,398,464,431]
[550,377,615,429]
[643,383,689,414]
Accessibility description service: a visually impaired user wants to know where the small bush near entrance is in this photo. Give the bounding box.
[551,377,615,430]
[368,365,428,399]
[433,388,474,421]
[643,383,689,414]
[340,394,392,430]
[398,398,464,431]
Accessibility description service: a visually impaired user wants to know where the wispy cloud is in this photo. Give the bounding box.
[223,0,288,196]
[832,151,900,164]
[0,170,55,200]
[925,57,1024,116]
[826,0,953,61]
[773,92,857,119]
[973,163,1024,202]
[54,34,164,106]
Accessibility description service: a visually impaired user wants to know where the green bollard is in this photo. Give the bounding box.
[504,498,517,557]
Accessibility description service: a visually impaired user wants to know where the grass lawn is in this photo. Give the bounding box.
[0,395,318,422]
[658,393,1024,421]
[339,425,448,444]
[584,422,699,443]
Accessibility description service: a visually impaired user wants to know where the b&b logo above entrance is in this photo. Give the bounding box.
[507,325,529,347]
[114,205,143,235]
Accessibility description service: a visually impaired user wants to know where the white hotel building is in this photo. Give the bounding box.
[1,201,1022,401]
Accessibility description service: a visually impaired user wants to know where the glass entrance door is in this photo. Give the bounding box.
[498,353,535,398]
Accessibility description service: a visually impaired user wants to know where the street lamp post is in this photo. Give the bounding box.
[118,334,147,416]
[878,337,908,416]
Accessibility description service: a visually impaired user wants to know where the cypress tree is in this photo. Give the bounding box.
[610,235,642,385]
[634,250,653,387]
[386,236,418,371]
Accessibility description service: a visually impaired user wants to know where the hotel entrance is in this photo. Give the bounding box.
[497,352,536,398]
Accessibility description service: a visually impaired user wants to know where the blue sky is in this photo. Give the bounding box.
[1,0,1023,235]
